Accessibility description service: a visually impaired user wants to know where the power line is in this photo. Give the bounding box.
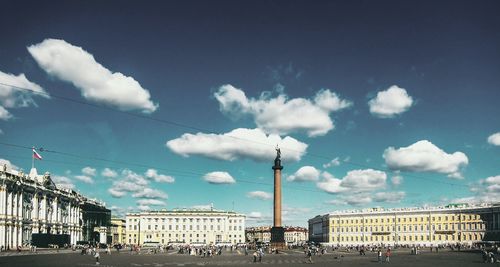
[0,150,323,194]
[0,82,470,189]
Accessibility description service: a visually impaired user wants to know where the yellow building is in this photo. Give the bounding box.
[309,204,500,246]
[111,217,126,244]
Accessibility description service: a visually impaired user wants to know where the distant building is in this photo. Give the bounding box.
[0,163,111,249]
[309,204,500,246]
[125,208,245,246]
[111,217,126,244]
[246,226,308,245]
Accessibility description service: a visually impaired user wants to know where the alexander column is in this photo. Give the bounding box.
[271,145,286,250]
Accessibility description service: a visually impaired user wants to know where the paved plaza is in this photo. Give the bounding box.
[0,248,490,267]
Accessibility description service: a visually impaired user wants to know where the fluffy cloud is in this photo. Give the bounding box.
[488,132,500,146]
[81,167,96,176]
[452,176,500,204]
[368,85,413,118]
[191,204,213,210]
[287,166,320,182]
[317,169,387,194]
[132,188,168,199]
[74,175,94,184]
[247,212,263,219]
[383,140,468,179]
[108,188,127,198]
[246,191,272,200]
[372,191,406,203]
[326,191,405,206]
[323,157,341,168]
[214,85,352,137]
[145,169,175,183]
[203,171,236,184]
[136,199,166,206]
[167,128,307,162]
[27,39,158,113]
[107,169,167,199]
[52,175,75,190]
[482,175,500,193]
[0,158,18,171]
[327,195,372,206]
[391,175,403,186]
[0,71,49,120]
[101,168,118,178]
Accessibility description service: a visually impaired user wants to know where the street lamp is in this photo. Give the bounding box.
[137,220,141,247]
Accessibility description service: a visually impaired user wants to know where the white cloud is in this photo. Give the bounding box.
[108,169,158,198]
[488,132,500,146]
[52,175,75,190]
[138,205,151,211]
[287,166,320,182]
[340,169,387,190]
[368,85,413,118]
[316,172,350,194]
[81,166,96,176]
[317,169,387,194]
[214,85,352,137]
[145,169,175,183]
[167,128,307,162]
[74,175,94,184]
[136,199,166,206]
[326,191,405,206]
[391,175,403,186]
[0,158,18,171]
[0,106,11,120]
[383,140,469,179]
[191,204,213,210]
[326,195,372,206]
[203,171,236,184]
[101,168,118,178]
[0,71,49,120]
[108,188,127,198]
[27,38,158,113]
[323,157,340,168]
[246,191,272,200]
[482,175,500,193]
[132,188,168,199]
[372,191,405,203]
[247,212,263,219]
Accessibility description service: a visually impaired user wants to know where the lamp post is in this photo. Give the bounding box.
[137,220,140,247]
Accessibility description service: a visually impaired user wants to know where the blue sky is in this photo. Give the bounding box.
[0,0,499,227]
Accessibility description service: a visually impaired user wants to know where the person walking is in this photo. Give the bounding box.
[307,248,314,264]
[95,251,100,265]
[377,248,382,263]
[385,248,391,262]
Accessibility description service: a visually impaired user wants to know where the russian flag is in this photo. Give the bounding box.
[33,148,43,160]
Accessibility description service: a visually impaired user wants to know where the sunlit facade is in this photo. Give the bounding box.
[126,209,245,245]
[309,204,500,246]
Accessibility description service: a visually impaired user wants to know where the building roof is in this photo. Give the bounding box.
[310,203,500,221]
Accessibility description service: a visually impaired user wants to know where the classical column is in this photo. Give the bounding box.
[0,186,5,248]
[271,146,285,249]
[273,161,283,227]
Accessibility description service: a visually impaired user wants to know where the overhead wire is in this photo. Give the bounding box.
[0,82,470,189]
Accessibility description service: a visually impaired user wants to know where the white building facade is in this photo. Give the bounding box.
[0,164,110,249]
[126,209,245,246]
